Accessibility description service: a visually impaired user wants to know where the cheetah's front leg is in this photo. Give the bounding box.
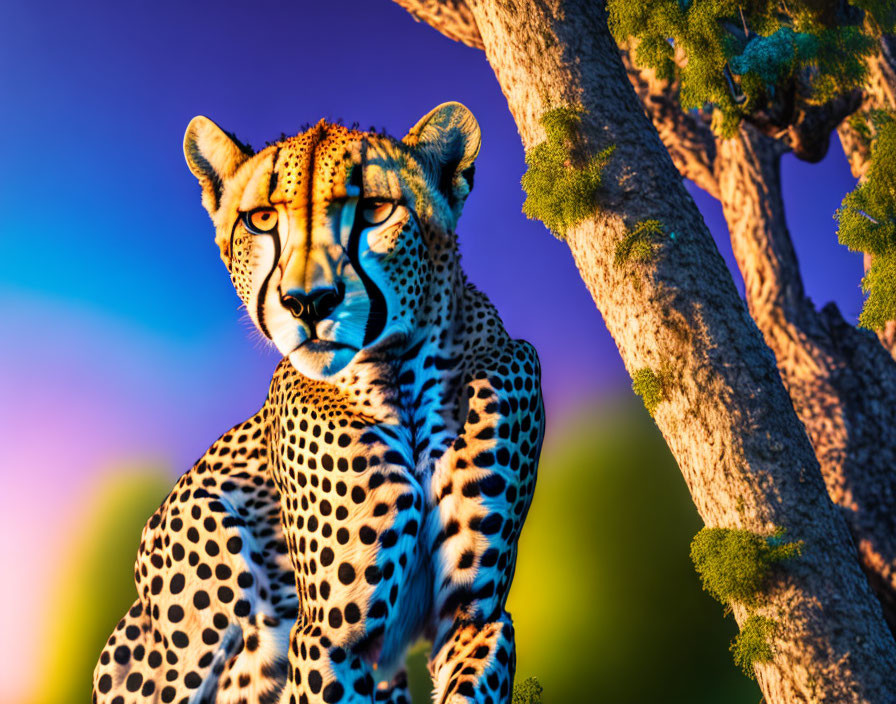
[275,425,427,704]
[426,341,544,704]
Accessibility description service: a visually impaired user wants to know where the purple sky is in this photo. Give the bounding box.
[0,0,865,698]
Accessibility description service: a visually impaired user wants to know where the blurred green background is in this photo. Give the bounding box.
[31,398,759,704]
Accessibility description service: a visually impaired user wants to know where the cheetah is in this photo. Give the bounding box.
[93,103,544,704]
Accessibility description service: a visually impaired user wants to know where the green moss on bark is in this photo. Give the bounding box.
[521,105,615,238]
[631,368,665,416]
[731,615,776,677]
[615,219,665,266]
[690,527,802,606]
[512,677,543,704]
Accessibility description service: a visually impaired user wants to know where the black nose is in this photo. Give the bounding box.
[281,282,345,324]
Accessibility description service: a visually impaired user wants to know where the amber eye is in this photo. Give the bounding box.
[360,199,397,226]
[243,208,278,234]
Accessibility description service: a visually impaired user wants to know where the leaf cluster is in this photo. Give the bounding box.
[690,527,802,606]
[521,106,615,238]
[608,0,884,136]
[836,111,896,329]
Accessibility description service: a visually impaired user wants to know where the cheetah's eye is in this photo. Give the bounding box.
[360,199,397,226]
[243,208,278,234]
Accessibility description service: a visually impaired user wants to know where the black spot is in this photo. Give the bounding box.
[473,451,495,468]
[218,586,234,603]
[344,602,361,624]
[338,563,355,585]
[457,682,476,697]
[329,607,343,628]
[308,669,323,694]
[479,513,503,535]
[320,547,334,566]
[380,530,397,548]
[365,565,382,585]
[227,536,243,554]
[194,590,210,609]
[480,474,506,497]
[169,573,185,594]
[323,681,345,703]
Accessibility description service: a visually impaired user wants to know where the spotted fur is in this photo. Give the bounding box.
[93,103,544,704]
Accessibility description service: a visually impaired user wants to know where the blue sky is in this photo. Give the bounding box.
[0,0,866,698]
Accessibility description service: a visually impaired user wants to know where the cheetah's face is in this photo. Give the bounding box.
[184,104,480,380]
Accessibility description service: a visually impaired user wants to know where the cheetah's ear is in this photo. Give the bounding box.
[403,102,481,217]
[184,116,254,214]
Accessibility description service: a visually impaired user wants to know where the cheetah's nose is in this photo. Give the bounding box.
[281,282,345,325]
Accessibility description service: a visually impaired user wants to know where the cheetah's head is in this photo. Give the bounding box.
[184,103,480,380]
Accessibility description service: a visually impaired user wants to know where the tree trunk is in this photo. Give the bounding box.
[714,124,896,635]
[619,35,896,636]
[393,0,896,700]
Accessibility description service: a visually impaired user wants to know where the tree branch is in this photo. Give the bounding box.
[716,124,896,633]
[392,0,484,49]
[619,48,720,199]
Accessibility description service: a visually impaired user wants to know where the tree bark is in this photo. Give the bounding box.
[618,30,896,635]
[392,0,896,700]
[617,16,896,641]
[714,124,896,636]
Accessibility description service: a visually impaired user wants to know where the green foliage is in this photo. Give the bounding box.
[836,111,896,329]
[730,616,776,677]
[615,219,665,266]
[512,677,544,704]
[631,367,665,416]
[690,528,802,606]
[521,105,615,238]
[851,0,896,33]
[608,0,881,136]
